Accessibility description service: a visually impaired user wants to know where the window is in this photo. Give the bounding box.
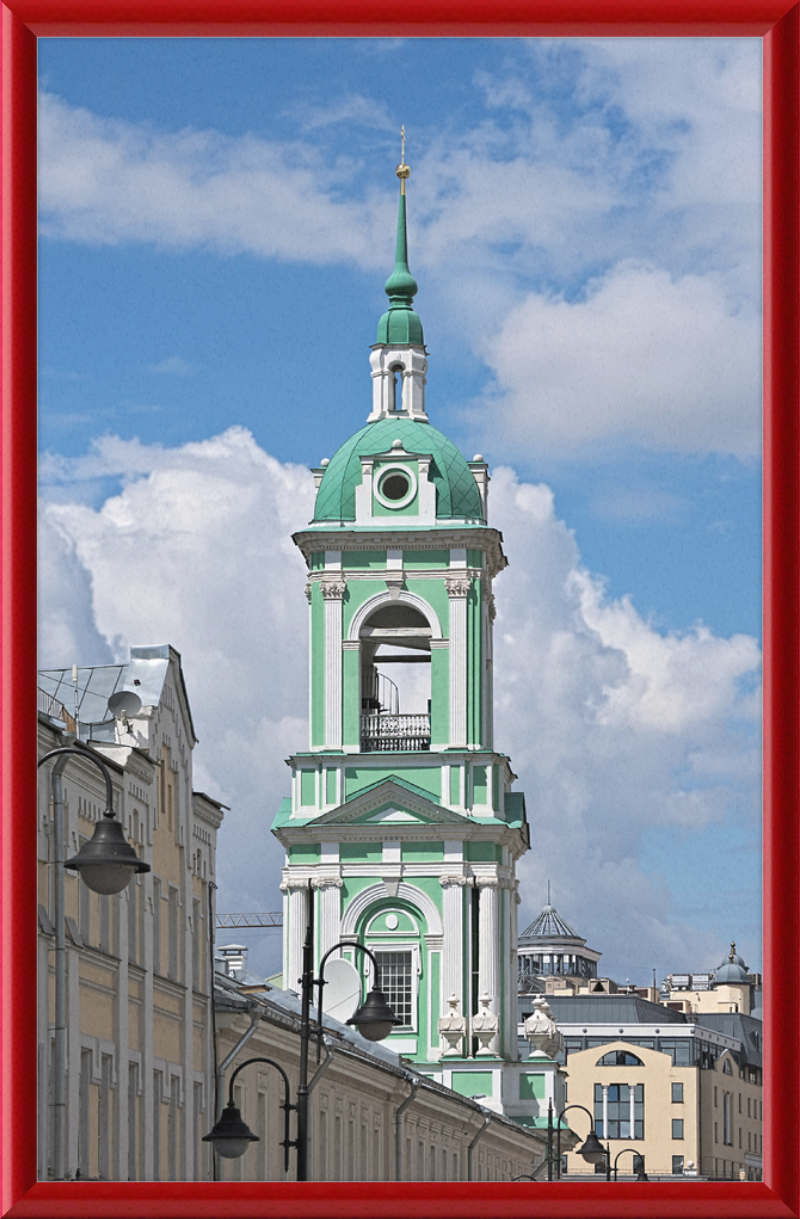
[128,1062,139,1180]
[78,1048,92,1178]
[152,879,161,975]
[672,1119,684,1140]
[153,1070,162,1179]
[747,1097,751,1117]
[723,1092,733,1145]
[672,1083,684,1103]
[168,885,180,982]
[723,1058,732,1075]
[593,1083,644,1139]
[374,950,413,1027]
[672,1155,684,1175]
[168,1074,181,1180]
[98,1054,113,1179]
[739,1093,742,1113]
[596,1050,644,1067]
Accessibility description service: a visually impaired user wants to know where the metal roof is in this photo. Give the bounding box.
[520,903,581,941]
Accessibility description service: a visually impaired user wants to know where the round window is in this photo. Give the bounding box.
[382,472,410,501]
[375,463,417,509]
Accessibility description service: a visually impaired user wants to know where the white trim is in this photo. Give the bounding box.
[340,881,444,938]
[374,463,418,510]
[347,589,443,642]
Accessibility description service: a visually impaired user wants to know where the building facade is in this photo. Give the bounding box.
[37,645,224,1181]
[520,988,763,1180]
[212,962,556,1183]
[272,160,539,1121]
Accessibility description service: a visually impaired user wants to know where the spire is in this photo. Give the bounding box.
[377,128,424,347]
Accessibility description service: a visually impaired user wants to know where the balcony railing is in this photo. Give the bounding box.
[361,712,431,752]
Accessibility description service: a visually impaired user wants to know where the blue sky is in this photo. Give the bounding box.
[37,37,763,983]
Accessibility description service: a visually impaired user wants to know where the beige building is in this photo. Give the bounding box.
[211,961,562,1183]
[37,645,224,1181]
[560,1037,763,1180]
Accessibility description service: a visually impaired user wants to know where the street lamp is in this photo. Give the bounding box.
[554,1102,610,1180]
[203,1057,296,1170]
[205,881,399,1180]
[38,744,150,1180]
[613,1147,648,1181]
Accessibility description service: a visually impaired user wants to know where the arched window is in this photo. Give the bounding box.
[360,603,431,752]
[596,1050,644,1067]
[362,906,422,1031]
[722,1058,732,1075]
[389,363,404,412]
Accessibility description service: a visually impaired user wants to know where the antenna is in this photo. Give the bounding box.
[321,957,361,1023]
[108,690,143,720]
[72,664,80,730]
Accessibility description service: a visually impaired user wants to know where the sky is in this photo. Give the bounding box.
[37,36,763,986]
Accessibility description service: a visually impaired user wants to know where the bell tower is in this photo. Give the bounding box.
[273,145,546,1121]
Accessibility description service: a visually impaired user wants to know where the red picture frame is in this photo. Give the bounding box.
[2,3,797,1216]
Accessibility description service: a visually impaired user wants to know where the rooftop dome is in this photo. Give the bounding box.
[520,903,581,942]
[714,941,750,986]
[312,416,485,523]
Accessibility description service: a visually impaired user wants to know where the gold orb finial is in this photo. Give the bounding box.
[396,124,410,192]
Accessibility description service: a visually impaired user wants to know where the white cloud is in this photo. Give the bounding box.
[39,432,762,980]
[477,260,761,456]
[38,38,761,458]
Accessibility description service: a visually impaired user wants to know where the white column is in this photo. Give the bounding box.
[281,881,309,994]
[446,576,470,747]
[602,1084,609,1142]
[322,579,346,749]
[439,876,466,1026]
[629,1083,636,1141]
[475,878,500,1054]
[315,876,343,962]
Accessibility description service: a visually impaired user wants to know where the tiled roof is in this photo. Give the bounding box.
[312,417,484,523]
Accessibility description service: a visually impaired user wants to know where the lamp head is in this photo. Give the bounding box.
[576,1129,607,1165]
[202,1101,259,1159]
[346,986,401,1042]
[65,810,150,894]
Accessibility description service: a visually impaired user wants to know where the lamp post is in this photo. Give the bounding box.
[39,744,150,1180]
[203,1057,296,1169]
[553,1102,610,1180]
[205,882,399,1180]
[613,1147,648,1181]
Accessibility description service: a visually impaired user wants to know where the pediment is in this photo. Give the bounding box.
[308,778,470,827]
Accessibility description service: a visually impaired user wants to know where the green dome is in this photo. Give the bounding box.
[312,417,484,523]
[377,306,424,346]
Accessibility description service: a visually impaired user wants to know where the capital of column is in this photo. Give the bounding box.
[312,875,344,889]
[445,575,471,599]
[439,873,468,888]
[304,582,313,603]
[321,578,347,600]
[473,875,500,888]
[280,876,313,893]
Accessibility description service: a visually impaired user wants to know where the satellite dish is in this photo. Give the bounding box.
[321,957,362,1022]
[108,690,142,719]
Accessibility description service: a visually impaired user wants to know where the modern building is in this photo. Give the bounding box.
[271,156,543,1124]
[210,951,558,1183]
[37,645,224,1181]
[517,948,763,1180]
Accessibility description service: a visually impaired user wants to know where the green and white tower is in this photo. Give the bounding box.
[273,150,539,1119]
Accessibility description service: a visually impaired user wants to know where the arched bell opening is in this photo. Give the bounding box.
[359,602,431,752]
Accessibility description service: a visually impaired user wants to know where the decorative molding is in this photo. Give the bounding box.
[320,579,347,600]
[341,881,443,938]
[347,588,443,642]
[311,876,344,889]
[444,576,471,599]
[439,874,467,887]
[304,582,312,603]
